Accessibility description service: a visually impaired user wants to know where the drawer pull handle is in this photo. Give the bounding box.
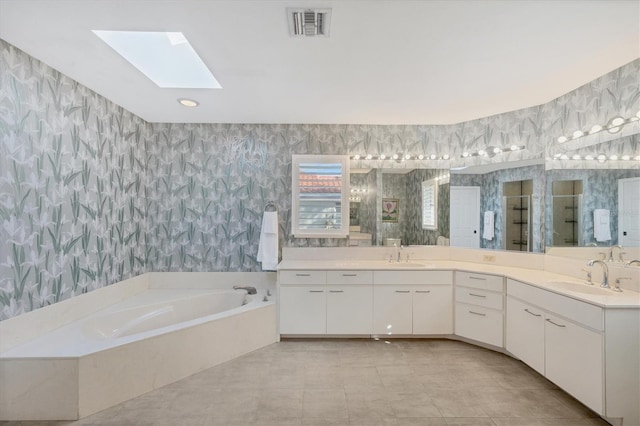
[415,290,431,294]
[468,276,486,281]
[469,310,486,317]
[342,274,357,277]
[469,293,486,298]
[309,290,324,293]
[296,274,311,277]
[524,309,541,317]
[395,290,411,293]
[329,290,344,293]
[546,319,566,328]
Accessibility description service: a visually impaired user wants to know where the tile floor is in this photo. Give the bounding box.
[2,339,609,426]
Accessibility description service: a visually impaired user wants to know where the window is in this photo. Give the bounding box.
[422,178,438,230]
[291,155,350,238]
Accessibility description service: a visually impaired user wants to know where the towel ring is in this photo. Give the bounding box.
[264,201,278,212]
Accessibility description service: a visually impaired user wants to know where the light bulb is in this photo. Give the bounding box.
[365,154,372,160]
[353,154,360,160]
[609,155,618,160]
[462,152,469,158]
[417,154,424,160]
[585,155,594,161]
[597,154,606,162]
[572,155,581,160]
[610,116,625,126]
[553,153,562,159]
[590,124,603,134]
[430,154,437,160]
[560,154,569,160]
[557,136,568,143]
[478,149,486,156]
[379,154,386,160]
[622,155,630,161]
[442,154,450,160]
[404,154,411,160]
[493,147,501,154]
[510,145,519,151]
[392,154,399,160]
[572,130,584,138]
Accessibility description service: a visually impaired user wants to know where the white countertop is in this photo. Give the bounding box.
[277,260,640,308]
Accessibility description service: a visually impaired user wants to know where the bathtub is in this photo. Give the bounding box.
[0,272,277,421]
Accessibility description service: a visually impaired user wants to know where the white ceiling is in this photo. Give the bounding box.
[1,0,638,125]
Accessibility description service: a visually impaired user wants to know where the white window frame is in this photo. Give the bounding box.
[422,178,438,230]
[291,155,350,238]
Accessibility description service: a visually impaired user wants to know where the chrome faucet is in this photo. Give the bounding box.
[233,285,257,295]
[608,244,623,262]
[587,259,610,288]
[624,259,640,267]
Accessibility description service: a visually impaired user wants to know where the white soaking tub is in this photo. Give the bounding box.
[0,272,277,421]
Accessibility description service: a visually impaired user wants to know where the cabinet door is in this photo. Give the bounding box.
[326,285,372,334]
[279,286,326,334]
[545,313,604,414]
[413,286,452,334]
[455,302,503,347]
[506,297,544,374]
[373,286,413,335]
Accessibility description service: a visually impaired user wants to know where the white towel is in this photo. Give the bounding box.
[483,211,495,240]
[593,209,611,242]
[257,211,279,271]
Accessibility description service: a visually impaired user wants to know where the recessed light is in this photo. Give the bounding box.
[178,98,199,107]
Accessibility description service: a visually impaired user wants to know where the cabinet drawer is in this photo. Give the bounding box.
[374,270,453,285]
[279,270,326,285]
[455,302,504,347]
[456,271,504,292]
[507,279,603,331]
[327,270,373,285]
[456,287,503,310]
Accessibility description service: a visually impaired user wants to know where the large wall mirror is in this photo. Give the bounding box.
[349,167,450,246]
[544,134,640,258]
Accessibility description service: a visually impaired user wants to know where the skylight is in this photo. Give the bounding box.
[93,30,221,89]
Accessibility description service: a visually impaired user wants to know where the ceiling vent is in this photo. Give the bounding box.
[287,8,332,37]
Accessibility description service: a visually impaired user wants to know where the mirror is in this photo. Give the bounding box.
[349,168,449,246]
[544,134,640,253]
[450,159,545,252]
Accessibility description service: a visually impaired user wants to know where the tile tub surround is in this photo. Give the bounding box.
[0,272,277,421]
[0,339,610,426]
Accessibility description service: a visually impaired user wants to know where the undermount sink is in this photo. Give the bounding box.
[382,262,432,268]
[546,280,614,296]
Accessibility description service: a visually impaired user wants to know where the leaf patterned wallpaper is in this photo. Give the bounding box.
[1,38,638,319]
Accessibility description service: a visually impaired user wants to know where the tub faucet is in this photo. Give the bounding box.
[587,259,609,288]
[233,285,257,295]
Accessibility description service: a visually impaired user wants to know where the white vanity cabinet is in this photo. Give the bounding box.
[506,279,604,415]
[373,271,453,335]
[326,271,373,334]
[505,296,545,374]
[278,270,373,335]
[455,272,505,347]
[279,271,327,335]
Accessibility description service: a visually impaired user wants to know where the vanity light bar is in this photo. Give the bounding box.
[556,111,640,144]
[461,145,524,158]
[552,153,640,162]
[351,153,451,161]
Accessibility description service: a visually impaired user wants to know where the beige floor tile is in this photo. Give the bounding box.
[0,339,608,426]
[302,390,348,419]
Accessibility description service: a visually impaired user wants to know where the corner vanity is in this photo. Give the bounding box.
[277,247,640,426]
